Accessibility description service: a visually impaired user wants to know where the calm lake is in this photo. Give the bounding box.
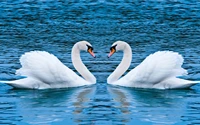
[0,0,200,124]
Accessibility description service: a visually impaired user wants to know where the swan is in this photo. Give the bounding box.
[107,41,200,89]
[1,41,96,89]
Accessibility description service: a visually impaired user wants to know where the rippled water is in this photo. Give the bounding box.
[1,0,200,124]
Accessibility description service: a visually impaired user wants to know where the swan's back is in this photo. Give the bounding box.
[133,51,187,81]
[121,51,191,89]
[15,51,85,88]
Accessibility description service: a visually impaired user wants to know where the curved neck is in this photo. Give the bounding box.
[71,44,96,84]
[107,43,132,83]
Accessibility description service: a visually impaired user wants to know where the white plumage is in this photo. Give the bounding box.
[108,41,200,89]
[1,41,96,89]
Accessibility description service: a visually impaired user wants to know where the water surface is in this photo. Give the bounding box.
[1,0,200,124]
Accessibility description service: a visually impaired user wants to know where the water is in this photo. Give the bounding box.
[1,0,200,124]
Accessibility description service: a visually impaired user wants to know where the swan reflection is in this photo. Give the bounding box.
[11,86,94,124]
[108,85,196,125]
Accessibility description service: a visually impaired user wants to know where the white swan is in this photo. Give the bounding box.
[107,41,200,89]
[1,41,96,89]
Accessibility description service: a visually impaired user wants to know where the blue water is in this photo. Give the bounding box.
[1,0,200,124]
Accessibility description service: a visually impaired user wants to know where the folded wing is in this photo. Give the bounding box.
[15,51,83,88]
[123,51,188,87]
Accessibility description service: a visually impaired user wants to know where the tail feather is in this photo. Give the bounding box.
[188,80,200,84]
[170,79,200,89]
[0,78,50,89]
[0,79,38,89]
[0,80,16,84]
[0,80,25,88]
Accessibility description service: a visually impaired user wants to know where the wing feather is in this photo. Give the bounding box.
[124,51,187,85]
[16,51,80,85]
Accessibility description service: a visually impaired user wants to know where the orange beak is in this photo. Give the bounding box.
[88,48,96,58]
[108,48,116,58]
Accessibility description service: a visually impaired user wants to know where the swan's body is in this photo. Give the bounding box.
[1,41,96,89]
[107,41,199,89]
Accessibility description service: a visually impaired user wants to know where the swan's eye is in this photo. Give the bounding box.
[110,47,114,51]
[110,44,117,51]
[86,45,95,57]
[86,45,93,51]
[108,44,117,58]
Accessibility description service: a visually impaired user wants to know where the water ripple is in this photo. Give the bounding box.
[1,0,200,124]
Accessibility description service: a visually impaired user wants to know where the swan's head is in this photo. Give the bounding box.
[108,41,127,58]
[77,41,95,58]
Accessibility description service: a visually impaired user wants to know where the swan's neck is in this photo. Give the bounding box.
[107,44,132,83]
[71,45,96,84]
